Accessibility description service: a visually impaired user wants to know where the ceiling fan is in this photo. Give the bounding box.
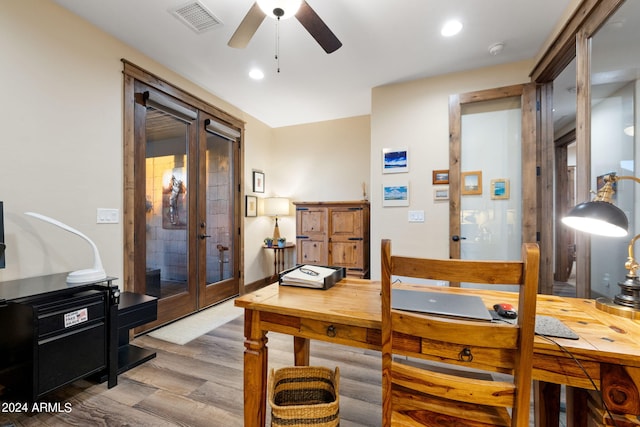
[228,0,342,54]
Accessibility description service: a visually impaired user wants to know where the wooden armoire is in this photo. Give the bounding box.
[294,201,370,278]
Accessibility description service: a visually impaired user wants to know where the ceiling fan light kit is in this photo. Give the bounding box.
[257,0,302,19]
[228,1,342,54]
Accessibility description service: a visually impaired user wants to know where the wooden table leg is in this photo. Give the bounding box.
[243,309,268,427]
[294,336,310,366]
[566,386,589,427]
[273,249,278,276]
[534,380,561,427]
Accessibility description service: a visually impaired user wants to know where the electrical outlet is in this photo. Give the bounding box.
[97,208,119,224]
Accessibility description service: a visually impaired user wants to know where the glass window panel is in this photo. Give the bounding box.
[145,107,189,299]
[590,1,639,299]
[205,131,235,284]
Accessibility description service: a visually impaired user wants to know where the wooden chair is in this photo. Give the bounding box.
[381,239,540,427]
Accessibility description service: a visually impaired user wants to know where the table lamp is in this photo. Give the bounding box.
[263,197,289,241]
[25,212,107,284]
[562,173,640,318]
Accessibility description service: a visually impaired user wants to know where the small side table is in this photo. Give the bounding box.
[263,242,295,277]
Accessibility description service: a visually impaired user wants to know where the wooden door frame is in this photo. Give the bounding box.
[554,130,576,283]
[123,61,245,330]
[197,114,242,308]
[530,0,624,298]
[448,84,538,286]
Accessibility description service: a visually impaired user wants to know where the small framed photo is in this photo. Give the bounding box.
[382,148,408,174]
[432,170,449,185]
[382,182,409,207]
[433,188,449,201]
[597,173,617,196]
[461,171,482,195]
[252,171,265,193]
[245,195,257,217]
[490,179,510,200]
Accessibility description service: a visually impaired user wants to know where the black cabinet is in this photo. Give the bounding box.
[117,292,157,374]
[0,273,119,401]
[35,290,108,397]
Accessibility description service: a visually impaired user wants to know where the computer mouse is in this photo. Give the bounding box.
[493,303,517,319]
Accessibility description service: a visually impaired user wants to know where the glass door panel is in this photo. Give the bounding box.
[145,107,190,300]
[458,98,522,290]
[589,0,638,299]
[199,125,239,307]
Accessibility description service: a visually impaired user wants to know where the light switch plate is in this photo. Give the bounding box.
[408,210,425,222]
[97,208,119,224]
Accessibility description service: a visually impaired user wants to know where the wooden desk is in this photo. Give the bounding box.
[235,278,640,427]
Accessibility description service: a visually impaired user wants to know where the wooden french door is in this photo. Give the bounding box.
[125,74,241,330]
[198,114,241,308]
[448,84,537,274]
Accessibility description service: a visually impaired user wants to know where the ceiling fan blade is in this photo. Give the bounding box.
[228,2,266,49]
[295,1,342,54]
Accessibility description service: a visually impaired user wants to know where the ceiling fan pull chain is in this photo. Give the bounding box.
[275,17,280,73]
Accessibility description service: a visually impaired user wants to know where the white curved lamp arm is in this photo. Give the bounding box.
[25,212,107,283]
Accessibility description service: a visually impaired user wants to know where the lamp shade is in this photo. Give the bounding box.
[562,200,629,237]
[264,197,290,216]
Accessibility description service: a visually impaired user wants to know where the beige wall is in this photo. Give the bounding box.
[0,0,576,289]
[243,116,371,280]
[369,60,534,280]
[0,0,369,286]
[0,0,273,285]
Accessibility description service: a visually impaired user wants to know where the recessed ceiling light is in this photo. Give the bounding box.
[441,20,462,37]
[249,68,264,80]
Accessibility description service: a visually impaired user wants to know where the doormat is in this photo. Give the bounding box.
[147,298,243,345]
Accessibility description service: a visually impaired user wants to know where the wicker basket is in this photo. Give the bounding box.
[268,366,340,427]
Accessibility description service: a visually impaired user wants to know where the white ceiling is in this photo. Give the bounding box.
[52,0,572,128]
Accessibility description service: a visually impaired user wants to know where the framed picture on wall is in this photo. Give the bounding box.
[433,188,449,201]
[596,172,617,198]
[245,195,257,217]
[162,169,187,229]
[382,148,409,173]
[461,171,482,195]
[432,170,449,185]
[253,171,265,193]
[382,182,409,206]
[490,179,510,200]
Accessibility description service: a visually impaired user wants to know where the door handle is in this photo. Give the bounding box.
[199,234,211,240]
[451,235,467,242]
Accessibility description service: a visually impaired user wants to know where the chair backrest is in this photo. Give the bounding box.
[381,239,539,427]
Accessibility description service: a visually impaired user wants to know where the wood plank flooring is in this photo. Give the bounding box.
[0,316,382,426]
[1,282,577,426]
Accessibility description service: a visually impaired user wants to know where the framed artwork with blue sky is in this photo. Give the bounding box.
[382,148,408,173]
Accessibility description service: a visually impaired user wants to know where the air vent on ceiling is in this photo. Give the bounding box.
[170,1,222,34]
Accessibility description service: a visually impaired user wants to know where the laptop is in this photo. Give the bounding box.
[391,289,493,322]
